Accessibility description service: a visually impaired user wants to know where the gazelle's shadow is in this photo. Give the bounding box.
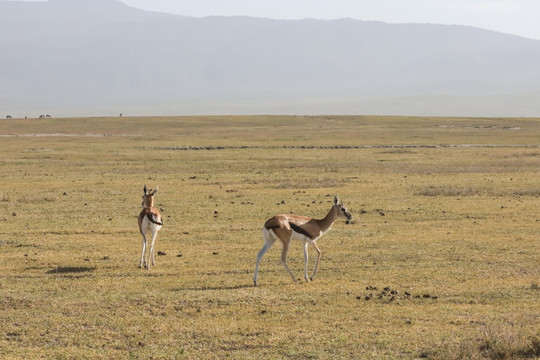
[171,284,254,292]
[46,266,95,274]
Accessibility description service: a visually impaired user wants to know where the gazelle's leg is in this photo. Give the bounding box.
[148,230,157,269]
[280,240,297,283]
[254,241,273,286]
[303,242,310,282]
[139,233,147,268]
[152,230,158,266]
[254,228,275,286]
[310,242,322,281]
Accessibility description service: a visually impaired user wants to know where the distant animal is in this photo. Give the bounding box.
[254,195,353,286]
[138,185,163,269]
[6,115,12,119]
[119,113,123,117]
[39,115,45,119]
[46,114,51,118]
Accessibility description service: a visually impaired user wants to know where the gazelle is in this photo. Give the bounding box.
[254,195,353,286]
[138,185,163,269]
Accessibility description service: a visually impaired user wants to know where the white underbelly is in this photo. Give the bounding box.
[141,217,162,233]
[291,230,314,242]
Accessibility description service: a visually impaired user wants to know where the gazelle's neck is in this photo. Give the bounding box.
[143,198,154,209]
[316,206,338,233]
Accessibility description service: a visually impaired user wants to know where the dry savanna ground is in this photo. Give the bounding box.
[0,115,539,359]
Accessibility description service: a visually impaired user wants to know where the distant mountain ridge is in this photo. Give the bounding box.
[1,0,540,117]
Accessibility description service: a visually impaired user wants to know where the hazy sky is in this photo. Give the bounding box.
[115,0,540,40]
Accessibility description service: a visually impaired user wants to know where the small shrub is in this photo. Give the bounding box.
[423,322,540,359]
[530,336,540,356]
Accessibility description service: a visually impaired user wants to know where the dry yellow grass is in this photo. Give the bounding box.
[0,115,539,359]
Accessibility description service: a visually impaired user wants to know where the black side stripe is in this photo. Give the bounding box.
[289,222,312,239]
[147,213,163,226]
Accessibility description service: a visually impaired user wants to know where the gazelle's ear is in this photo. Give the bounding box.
[143,185,147,194]
[153,186,159,195]
[334,195,340,205]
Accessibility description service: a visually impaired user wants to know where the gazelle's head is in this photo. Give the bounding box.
[142,185,158,208]
[333,195,353,221]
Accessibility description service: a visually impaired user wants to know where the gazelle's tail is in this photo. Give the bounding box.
[147,213,163,226]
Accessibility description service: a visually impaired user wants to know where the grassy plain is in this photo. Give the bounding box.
[0,115,539,359]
